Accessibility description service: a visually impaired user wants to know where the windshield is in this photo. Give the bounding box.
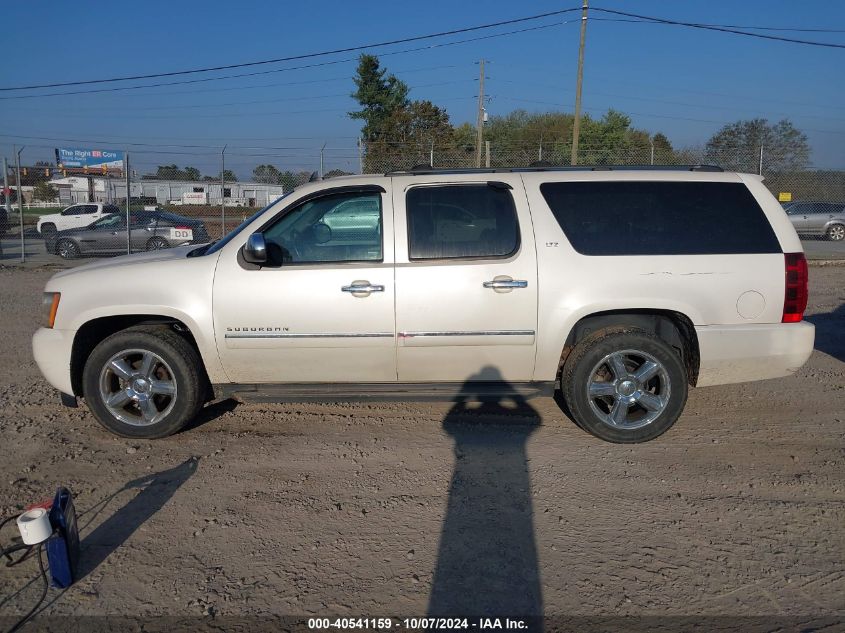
[195,192,292,257]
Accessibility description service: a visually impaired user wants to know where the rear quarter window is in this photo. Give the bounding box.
[540,181,781,256]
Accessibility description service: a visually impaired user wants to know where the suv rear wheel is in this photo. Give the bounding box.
[82,326,204,438]
[40,223,56,237]
[561,328,688,443]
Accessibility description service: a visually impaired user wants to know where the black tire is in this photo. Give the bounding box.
[41,223,56,238]
[560,328,688,443]
[146,236,170,251]
[82,326,205,438]
[826,224,845,241]
[56,238,80,259]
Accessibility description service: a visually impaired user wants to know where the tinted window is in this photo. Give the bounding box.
[91,214,125,229]
[61,206,80,216]
[263,191,382,264]
[79,205,99,214]
[406,184,519,260]
[540,181,781,256]
[104,205,121,214]
[159,212,191,223]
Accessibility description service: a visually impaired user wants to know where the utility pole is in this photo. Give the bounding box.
[430,140,435,168]
[320,142,326,179]
[124,152,131,255]
[14,145,25,263]
[570,0,589,166]
[2,157,8,259]
[221,145,227,237]
[357,138,364,174]
[475,59,486,168]
[758,143,764,176]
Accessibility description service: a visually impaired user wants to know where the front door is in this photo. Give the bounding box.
[392,176,538,383]
[213,186,396,384]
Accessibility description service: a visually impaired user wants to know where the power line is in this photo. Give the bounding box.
[0,8,581,91]
[0,21,572,101]
[2,81,469,115]
[590,7,845,48]
[591,17,845,33]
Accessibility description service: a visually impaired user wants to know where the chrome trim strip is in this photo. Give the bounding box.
[225,332,394,339]
[399,330,535,338]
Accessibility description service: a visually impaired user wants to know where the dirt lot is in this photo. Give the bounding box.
[0,265,843,628]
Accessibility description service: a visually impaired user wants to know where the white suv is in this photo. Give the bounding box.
[32,167,814,443]
[36,203,121,236]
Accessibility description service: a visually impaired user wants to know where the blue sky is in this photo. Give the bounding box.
[1,1,843,178]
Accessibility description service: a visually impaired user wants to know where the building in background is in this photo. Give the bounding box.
[48,176,285,207]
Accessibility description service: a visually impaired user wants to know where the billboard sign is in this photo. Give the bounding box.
[55,148,125,172]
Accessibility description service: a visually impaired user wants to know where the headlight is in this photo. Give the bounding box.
[43,292,61,328]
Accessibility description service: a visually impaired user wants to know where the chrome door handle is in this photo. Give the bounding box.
[483,279,528,289]
[342,283,384,293]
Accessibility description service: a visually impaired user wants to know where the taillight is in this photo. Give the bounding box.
[782,252,808,323]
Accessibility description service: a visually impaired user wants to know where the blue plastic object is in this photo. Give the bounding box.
[46,487,79,588]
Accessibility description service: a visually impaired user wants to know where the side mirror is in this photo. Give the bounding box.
[243,232,267,265]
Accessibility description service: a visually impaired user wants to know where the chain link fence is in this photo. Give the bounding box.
[1,141,843,264]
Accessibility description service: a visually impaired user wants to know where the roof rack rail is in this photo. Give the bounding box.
[384,164,724,176]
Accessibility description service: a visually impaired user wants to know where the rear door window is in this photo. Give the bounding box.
[406,184,519,260]
[540,181,781,256]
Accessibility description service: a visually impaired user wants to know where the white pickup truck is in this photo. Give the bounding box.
[36,203,122,236]
[32,166,814,443]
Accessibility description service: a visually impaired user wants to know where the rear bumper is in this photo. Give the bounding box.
[32,327,75,395]
[695,321,815,387]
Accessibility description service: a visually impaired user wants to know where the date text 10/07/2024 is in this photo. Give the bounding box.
[308,618,530,630]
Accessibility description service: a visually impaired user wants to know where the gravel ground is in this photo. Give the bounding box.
[0,265,843,627]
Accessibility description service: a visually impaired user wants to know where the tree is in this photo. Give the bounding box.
[218,170,238,182]
[184,166,201,181]
[155,164,184,180]
[279,170,313,191]
[323,169,352,178]
[705,118,809,173]
[34,182,58,202]
[349,54,409,142]
[650,132,675,164]
[366,99,456,170]
[253,164,284,184]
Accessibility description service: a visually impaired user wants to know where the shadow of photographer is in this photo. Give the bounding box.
[428,366,543,618]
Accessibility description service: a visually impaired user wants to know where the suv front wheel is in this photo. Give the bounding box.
[561,328,688,443]
[82,326,205,438]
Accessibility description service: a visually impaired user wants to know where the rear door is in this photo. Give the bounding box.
[392,176,538,383]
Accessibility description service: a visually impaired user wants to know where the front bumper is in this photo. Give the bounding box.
[32,327,75,395]
[695,321,815,387]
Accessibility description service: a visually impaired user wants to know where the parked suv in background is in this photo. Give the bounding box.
[783,201,845,241]
[37,203,122,236]
[32,166,814,443]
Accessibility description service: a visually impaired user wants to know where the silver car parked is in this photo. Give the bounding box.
[48,210,209,259]
[783,201,845,241]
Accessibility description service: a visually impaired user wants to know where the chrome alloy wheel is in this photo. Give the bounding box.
[585,349,671,430]
[828,225,845,241]
[98,349,178,426]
